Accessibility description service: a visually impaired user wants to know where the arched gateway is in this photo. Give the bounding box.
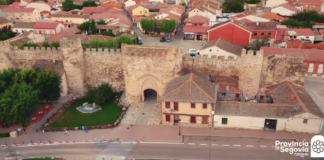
[122,44,183,104]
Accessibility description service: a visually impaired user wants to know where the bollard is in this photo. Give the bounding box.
[14,141,16,144]
[36,129,37,132]
[5,142,7,145]
[48,139,51,143]
[40,140,41,143]
[31,140,33,143]
[22,141,24,144]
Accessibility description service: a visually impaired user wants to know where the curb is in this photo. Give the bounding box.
[1,139,139,148]
[182,134,299,142]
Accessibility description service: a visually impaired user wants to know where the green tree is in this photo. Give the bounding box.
[117,36,134,48]
[4,83,38,127]
[13,69,38,86]
[250,35,270,51]
[97,20,107,25]
[62,0,76,11]
[77,20,96,34]
[0,68,21,88]
[42,41,51,49]
[112,40,119,49]
[86,83,114,105]
[221,0,245,13]
[159,20,177,38]
[140,19,157,36]
[246,0,261,4]
[52,41,60,49]
[179,0,187,9]
[82,1,97,7]
[101,31,115,37]
[36,69,61,102]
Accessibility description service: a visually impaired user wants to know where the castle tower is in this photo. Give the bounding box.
[60,38,85,94]
[0,41,14,71]
[239,49,264,99]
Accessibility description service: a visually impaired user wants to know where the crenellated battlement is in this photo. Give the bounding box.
[20,46,61,52]
[240,49,264,57]
[84,48,122,55]
[126,48,167,57]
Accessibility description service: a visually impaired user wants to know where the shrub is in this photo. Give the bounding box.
[0,132,10,137]
[86,83,114,105]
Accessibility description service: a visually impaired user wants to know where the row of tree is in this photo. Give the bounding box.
[17,41,60,50]
[0,69,62,127]
[62,0,97,11]
[84,36,134,49]
[140,19,177,37]
[281,10,323,29]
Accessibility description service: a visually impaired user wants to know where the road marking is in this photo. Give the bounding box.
[200,144,207,146]
[212,144,218,146]
[246,145,254,147]
[139,142,183,145]
[222,144,230,147]
[188,143,195,145]
[233,145,241,147]
[260,145,267,148]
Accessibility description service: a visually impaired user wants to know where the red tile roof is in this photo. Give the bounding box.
[297,0,322,5]
[280,4,301,13]
[41,11,51,14]
[2,5,36,12]
[315,22,324,25]
[47,25,81,43]
[261,47,324,63]
[184,15,209,23]
[260,12,286,21]
[238,18,254,23]
[82,6,108,14]
[183,25,210,33]
[33,22,61,29]
[277,28,315,36]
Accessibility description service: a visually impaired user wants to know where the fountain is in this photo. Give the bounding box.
[76,102,102,113]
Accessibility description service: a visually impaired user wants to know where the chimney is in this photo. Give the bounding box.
[256,21,259,25]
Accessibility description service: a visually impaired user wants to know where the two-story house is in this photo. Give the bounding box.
[160,73,216,125]
[208,19,279,47]
[188,1,222,26]
[33,22,65,35]
[271,4,301,17]
[183,15,210,40]
[2,5,41,22]
[290,0,323,11]
[12,22,36,34]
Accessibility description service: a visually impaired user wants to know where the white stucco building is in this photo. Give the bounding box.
[214,81,324,134]
[235,15,270,22]
[261,0,288,8]
[271,4,301,17]
[199,38,243,59]
[124,0,136,9]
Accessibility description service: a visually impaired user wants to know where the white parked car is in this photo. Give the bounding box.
[188,49,199,57]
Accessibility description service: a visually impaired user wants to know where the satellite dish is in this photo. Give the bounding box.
[211,111,215,115]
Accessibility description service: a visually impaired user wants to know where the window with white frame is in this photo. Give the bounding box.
[308,63,314,75]
[318,64,323,76]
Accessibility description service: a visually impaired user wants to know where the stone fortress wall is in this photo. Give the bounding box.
[0,38,306,103]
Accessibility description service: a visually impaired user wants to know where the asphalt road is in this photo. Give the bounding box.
[0,138,304,160]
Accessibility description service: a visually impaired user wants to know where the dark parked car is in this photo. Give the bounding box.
[160,37,166,42]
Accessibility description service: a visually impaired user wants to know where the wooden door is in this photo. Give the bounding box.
[190,116,196,123]
[202,117,208,124]
[166,115,170,122]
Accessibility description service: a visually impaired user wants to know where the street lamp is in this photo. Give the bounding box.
[178,119,181,136]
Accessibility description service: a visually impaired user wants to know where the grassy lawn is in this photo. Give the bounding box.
[49,97,123,128]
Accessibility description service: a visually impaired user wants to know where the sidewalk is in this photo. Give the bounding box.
[0,124,315,145]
